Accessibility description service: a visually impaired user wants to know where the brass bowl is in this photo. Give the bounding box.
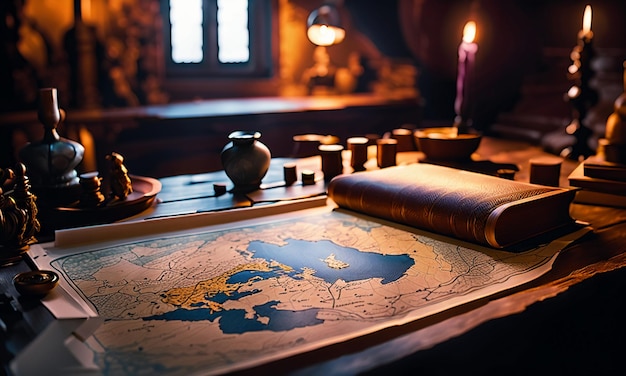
[13,270,59,297]
[414,127,482,161]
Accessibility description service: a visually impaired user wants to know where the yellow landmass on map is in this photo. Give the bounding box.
[161,260,293,311]
[321,253,350,269]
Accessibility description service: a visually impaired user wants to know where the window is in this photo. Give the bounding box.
[216,0,250,63]
[162,0,275,79]
[169,0,203,64]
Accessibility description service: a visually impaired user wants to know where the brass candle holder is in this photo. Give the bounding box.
[561,6,598,160]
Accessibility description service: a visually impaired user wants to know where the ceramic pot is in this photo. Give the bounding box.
[221,131,271,192]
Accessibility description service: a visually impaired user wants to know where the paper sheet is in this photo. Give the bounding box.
[26,202,589,375]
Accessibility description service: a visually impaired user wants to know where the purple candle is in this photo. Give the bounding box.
[454,21,478,128]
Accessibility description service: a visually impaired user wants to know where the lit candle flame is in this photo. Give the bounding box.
[462,21,476,44]
[582,5,592,34]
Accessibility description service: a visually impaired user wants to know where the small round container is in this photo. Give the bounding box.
[414,127,482,161]
[13,270,59,297]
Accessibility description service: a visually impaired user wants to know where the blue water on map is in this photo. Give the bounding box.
[145,238,413,334]
[146,301,323,334]
[227,269,297,284]
[211,289,259,304]
[248,238,413,285]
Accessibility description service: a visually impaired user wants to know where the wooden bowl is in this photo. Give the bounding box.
[414,127,481,161]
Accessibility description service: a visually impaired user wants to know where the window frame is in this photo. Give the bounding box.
[160,0,280,99]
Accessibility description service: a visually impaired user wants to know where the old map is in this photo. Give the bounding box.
[33,208,573,375]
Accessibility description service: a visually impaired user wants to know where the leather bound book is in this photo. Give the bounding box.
[582,155,626,182]
[327,164,577,249]
[569,162,626,195]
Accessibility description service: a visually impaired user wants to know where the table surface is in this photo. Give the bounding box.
[0,94,420,126]
[2,136,626,375]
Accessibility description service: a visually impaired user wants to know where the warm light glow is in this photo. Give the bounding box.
[582,5,592,34]
[462,21,476,44]
[307,24,346,46]
[81,0,91,22]
[568,85,580,98]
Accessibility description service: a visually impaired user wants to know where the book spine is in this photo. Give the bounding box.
[328,167,572,249]
[583,168,626,182]
[328,175,492,246]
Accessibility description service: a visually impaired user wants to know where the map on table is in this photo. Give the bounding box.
[33,208,572,375]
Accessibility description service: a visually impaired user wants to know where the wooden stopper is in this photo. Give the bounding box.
[301,169,316,185]
[292,134,322,157]
[283,162,297,186]
[365,133,380,146]
[377,138,397,168]
[347,137,369,172]
[319,144,344,182]
[213,183,227,196]
[529,157,562,187]
[391,128,416,152]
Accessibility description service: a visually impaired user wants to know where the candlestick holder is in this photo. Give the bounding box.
[18,88,85,206]
[561,36,598,160]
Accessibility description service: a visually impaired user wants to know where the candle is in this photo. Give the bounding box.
[570,4,593,77]
[578,5,593,44]
[454,21,478,131]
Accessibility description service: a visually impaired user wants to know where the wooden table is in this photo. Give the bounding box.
[2,136,626,375]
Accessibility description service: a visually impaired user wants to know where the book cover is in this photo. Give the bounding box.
[327,164,577,249]
[583,155,626,182]
[574,189,626,208]
[569,162,626,195]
